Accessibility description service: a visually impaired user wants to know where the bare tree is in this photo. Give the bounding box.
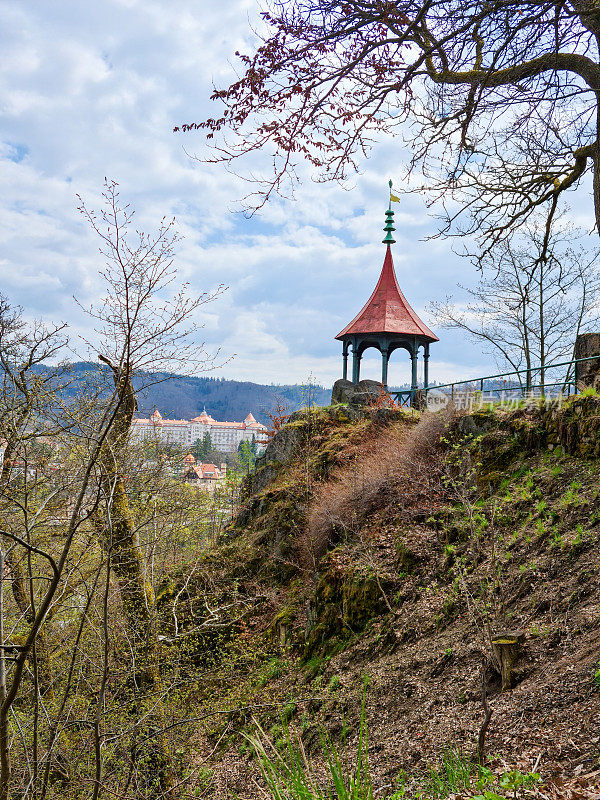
[177,1,600,244]
[0,299,70,705]
[0,343,117,800]
[75,180,225,797]
[0,181,226,799]
[0,296,69,485]
[430,220,600,389]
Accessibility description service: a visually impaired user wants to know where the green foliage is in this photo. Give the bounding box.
[281,700,297,723]
[303,655,325,681]
[406,751,540,800]
[495,769,540,798]
[247,693,372,799]
[422,748,473,798]
[191,431,231,465]
[238,437,257,471]
[257,657,289,687]
[194,767,214,794]
[594,661,600,690]
[191,431,211,459]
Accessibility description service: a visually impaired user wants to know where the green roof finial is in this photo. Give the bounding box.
[383,179,396,244]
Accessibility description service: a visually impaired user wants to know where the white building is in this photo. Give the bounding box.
[131,409,267,453]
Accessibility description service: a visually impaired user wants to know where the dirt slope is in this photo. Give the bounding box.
[170,399,600,798]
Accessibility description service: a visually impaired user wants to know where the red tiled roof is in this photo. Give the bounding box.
[190,411,215,423]
[210,419,265,430]
[133,411,266,429]
[132,418,189,426]
[336,245,438,342]
[191,463,222,479]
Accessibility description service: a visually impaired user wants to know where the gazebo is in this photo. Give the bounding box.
[335,204,438,400]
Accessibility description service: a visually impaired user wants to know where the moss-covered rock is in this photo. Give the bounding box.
[455,395,600,487]
[303,563,387,658]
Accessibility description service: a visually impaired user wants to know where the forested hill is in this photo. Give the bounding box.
[59,362,332,425]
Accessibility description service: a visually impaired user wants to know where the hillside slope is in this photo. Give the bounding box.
[166,397,600,798]
[44,361,331,424]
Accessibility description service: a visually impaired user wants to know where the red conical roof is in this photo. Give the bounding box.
[336,245,438,342]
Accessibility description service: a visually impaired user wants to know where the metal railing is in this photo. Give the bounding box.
[391,354,600,408]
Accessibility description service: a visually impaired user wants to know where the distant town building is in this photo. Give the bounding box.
[131,409,267,453]
[182,454,227,493]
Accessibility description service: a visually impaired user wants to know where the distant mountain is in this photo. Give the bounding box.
[57,363,332,426]
[38,363,416,425]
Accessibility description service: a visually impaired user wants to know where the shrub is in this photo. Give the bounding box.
[303,411,452,570]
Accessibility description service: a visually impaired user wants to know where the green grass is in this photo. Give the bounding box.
[409,750,540,800]
[247,694,372,799]
[422,748,473,798]
[245,669,545,800]
[249,716,542,800]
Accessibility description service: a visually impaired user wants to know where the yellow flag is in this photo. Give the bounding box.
[390,193,401,203]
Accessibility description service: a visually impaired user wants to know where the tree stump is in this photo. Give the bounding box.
[491,630,524,691]
[574,333,600,389]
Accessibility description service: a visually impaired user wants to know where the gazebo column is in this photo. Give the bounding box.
[410,347,418,402]
[352,346,361,384]
[423,343,430,390]
[342,340,349,381]
[381,344,389,388]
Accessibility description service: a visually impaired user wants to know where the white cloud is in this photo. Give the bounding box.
[1,0,504,386]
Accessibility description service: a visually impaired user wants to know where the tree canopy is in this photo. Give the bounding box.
[430,218,600,386]
[178,1,600,246]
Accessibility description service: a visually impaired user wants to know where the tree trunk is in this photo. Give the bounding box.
[96,478,159,690]
[94,359,174,797]
[1,454,54,698]
[5,554,54,697]
[0,550,9,800]
[539,258,545,392]
[572,3,600,232]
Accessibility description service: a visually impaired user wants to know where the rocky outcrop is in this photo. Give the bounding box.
[186,392,600,797]
[331,378,383,407]
[459,395,600,489]
[246,405,367,496]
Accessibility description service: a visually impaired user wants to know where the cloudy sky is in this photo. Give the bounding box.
[1,1,592,388]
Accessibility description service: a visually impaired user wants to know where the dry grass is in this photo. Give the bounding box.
[302,410,453,570]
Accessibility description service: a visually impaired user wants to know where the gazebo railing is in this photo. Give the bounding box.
[390,354,600,408]
[393,389,414,407]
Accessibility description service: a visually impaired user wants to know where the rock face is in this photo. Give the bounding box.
[242,405,366,498]
[574,332,600,388]
[331,378,383,407]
